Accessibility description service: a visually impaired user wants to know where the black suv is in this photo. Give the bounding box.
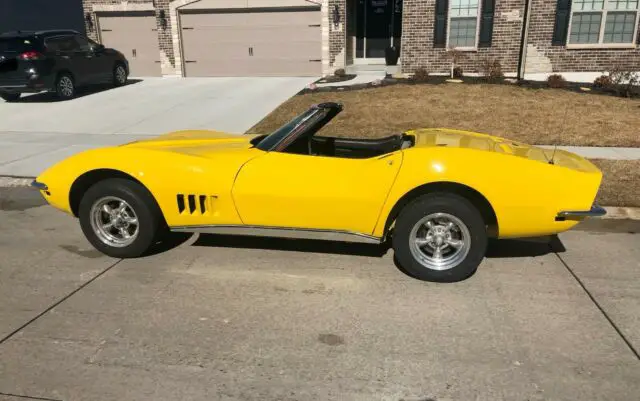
[0,30,129,101]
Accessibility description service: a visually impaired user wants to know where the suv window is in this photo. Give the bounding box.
[73,35,91,52]
[45,35,78,52]
[0,37,39,53]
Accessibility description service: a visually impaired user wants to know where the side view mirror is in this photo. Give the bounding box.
[93,44,105,53]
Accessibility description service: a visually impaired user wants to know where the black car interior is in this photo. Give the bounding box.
[260,102,415,159]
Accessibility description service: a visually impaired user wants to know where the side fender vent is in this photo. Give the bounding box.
[177,193,210,215]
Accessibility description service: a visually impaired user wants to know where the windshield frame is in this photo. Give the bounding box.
[254,107,326,152]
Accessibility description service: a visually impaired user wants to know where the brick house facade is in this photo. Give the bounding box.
[80,0,640,79]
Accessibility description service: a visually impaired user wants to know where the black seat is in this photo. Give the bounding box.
[310,134,404,158]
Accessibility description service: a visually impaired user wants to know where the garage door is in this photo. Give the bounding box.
[180,8,321,77]
[98,12,162,77]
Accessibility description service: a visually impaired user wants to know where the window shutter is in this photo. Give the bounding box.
[552,0,572,45]
[478,0,496,47]
[433,0,448,48]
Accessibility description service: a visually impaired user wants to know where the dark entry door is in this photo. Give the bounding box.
[355,0,402,59]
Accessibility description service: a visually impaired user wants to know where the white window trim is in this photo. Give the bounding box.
[567,2,640,47]
[446,1,483,51]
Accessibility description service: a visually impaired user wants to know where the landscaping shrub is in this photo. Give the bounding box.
[479,58,503,81]
[606,66,639,97]
[334,68,346,77]
[453,66,464,79]
[442,46,466,79]
[547,74,567,88]
[593,74,612,88]
[412,67,430,82]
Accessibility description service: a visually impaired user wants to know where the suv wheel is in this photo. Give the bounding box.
[113,64,128,87]
[392,193,488,282]
[55,73,75,100]
[0,92,20,102]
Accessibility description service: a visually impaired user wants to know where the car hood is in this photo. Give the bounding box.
[121,129,262,158]
[408,128,599,173]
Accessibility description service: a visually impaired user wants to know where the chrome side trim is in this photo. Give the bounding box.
[31,180,48,191]
[170,224,382,244]
[556,204,607,221]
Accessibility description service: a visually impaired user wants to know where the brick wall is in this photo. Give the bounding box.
[525,0,640,74]
[400,0,526,75]
[329,0,346,69]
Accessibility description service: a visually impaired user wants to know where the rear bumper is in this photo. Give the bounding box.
[555,204,606,221]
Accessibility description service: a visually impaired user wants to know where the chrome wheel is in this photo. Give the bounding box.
[58,76,74,97]
[89,196,139,248]
[409,212,471,271]
[115,66,127,84]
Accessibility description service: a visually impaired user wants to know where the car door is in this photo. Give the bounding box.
[46,35,90,85]
[72,35,106,83]
[231,150,403,235]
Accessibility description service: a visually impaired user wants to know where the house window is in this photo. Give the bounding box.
[448,0,481,48]
[569,0,640,45]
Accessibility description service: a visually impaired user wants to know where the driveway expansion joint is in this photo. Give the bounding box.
[0,392,63,401]
[0,259,123,346]
[554,250,640,361]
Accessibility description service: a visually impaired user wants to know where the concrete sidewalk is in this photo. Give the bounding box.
[537,145,640,160]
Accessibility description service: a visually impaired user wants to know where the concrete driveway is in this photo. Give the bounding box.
[0,187,639,401]
[0,77,315,177]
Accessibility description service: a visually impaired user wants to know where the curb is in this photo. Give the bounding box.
[1,176,639,220]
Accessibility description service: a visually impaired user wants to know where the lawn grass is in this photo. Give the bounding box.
[592,159,640,207]
[247,83,640,147]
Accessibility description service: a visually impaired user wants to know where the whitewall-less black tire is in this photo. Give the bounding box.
[78,178,162,258]
[392,193,488,282]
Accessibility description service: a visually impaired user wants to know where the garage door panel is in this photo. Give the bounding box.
[98,14,161,77]
[180,8,320,77]
[181,13,250,27]
[253,41,321,59]
[245,26,320,42]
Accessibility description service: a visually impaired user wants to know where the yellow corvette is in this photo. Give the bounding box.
[33,102,605,282]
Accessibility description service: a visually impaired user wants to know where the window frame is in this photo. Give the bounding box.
[446,0,483,51]
[566,1,640,48]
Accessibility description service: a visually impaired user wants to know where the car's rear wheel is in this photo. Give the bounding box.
[392,193,488,282]
[113,64,127,87]
[55,73,75,100]
[0,92,20,102]
[79,178,162,258]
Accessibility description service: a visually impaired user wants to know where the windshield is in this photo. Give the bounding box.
[0,37,38,54]
[255,108,322,151]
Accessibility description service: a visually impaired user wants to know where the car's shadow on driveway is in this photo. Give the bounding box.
[151,232,565,259]
[16,79,143,103]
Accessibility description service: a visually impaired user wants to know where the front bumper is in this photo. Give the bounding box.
[31,180,48,191]
[555,204,606,221]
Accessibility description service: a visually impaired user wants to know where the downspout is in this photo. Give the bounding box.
[517,0,532,80]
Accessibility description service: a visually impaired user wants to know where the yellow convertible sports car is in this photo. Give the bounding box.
[33,102,605,282]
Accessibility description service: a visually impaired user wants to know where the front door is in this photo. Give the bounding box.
[231,151,403,235]
[355,0,402,60]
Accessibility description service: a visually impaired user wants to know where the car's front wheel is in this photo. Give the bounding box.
[0,92,20,102]
[79,178,163,258]
[392,193,488,282]
[113,64,128,87]
[55,73,75,100]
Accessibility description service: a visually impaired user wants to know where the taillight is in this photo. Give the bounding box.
[19,51,43,60]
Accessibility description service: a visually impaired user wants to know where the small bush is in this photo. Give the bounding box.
[453,66,464,78]
[606,66,639,97]
[547,74,567,88]
[412,67,430,82]
[334,68,346,77]
[593,74,612,88]
[479,58,503,81]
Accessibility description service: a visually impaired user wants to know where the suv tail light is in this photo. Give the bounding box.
[19,51,44,60]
